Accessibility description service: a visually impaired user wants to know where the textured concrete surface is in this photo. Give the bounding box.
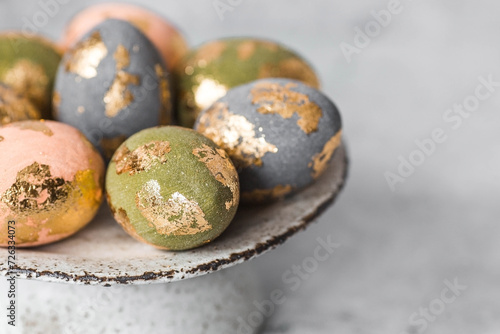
[1,1,500,333]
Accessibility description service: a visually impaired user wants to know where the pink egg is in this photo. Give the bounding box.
[0,120,104,247]
[61,3,188,71]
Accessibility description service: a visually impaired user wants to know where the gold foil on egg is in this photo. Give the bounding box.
[189,41,227,65]
[155,64,172,125]
[197,102,278,169]
[113,44,130,70]
[0,85,41,125]
[135,180,211,236]
[192,144,239,210]
[251,81,322,134]
[309,131,342,179]
[0,136,4,142]
[237,41,257,60]
[1,162,69,213]
[193,78,227,111]
[114,140,171,175]
[11,121,53,136]
[276,58,320,89]
[260,41,279,52]
[65,31,108,79]
[3,59,49,110]
[104,45,139,118]
[0,165,101,246]
[114,208,134,235]
[107,198,148,245]
[52,91,61,117]
[53,92,61,106]
[258,58,320,89]
[104,71,140,118]
[242,184,293,202]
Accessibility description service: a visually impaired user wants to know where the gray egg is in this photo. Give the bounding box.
[54,19,172,159]
[195,78,343,204]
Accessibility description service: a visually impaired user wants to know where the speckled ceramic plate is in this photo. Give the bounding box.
[0,145,348,286]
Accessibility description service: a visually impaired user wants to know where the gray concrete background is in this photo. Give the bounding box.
[1,0,500,333]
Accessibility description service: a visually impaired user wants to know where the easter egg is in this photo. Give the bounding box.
[54,19,173,159]
[176,38,320,127]
[61,3,188,72]
[0,83,41,125]
[0,32,61,119]
[0,120,105,247]
[106,126,239,251]
[195,78,342,204]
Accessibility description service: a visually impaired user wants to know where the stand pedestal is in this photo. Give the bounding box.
[1,263,263,334]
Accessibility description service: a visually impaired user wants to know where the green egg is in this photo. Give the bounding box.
[106,126,240,251]
[0,33,62,119]
[175,38,320,127]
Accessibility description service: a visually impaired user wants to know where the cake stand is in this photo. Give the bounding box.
[0,145,348,334]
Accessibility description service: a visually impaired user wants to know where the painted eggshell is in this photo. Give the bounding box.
[195,78,342,204]
[0,83,41,125]
[106,126,239,251]
[0,120,105,247]
[176,38,320,127]
[54,19,173,160]
[0,32,62,119]
[61,3,188,71]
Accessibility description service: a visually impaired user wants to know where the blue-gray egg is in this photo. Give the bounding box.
[195,78,342,204]
[53,19,172,159]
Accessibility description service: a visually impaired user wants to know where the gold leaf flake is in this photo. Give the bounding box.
[0,85,41,125]
[260,41,279,52]
[251,81,322,134]
[192,144,239,210]
[136,180,211,236]
[193,78,227,111]
[197,102,278,169]
[104,71,140,118]
[1,162,69,212]
[276,58,320,89]
[3,60,49,110]
[258,58,320,89]
[237,41,257,60]
[0,164,101,245]
[52,91,61,118]
[242,184,292,203]
[114,44,130,71]
[155,64,172,125]
[107,198,147,245]
[10,120,53,136]
[309,131,342,179]
[65,31,108,79]
[114,140,171,175]
[190,41,227,65]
